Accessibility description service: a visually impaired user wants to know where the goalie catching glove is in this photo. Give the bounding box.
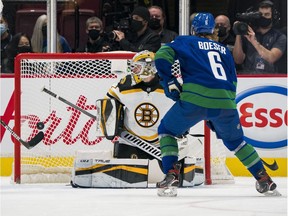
[160,77,182,101]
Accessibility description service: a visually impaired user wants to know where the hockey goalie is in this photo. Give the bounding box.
[71,51,204,188]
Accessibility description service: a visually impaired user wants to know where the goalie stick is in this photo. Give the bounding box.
[41,88,281,197]
[0,119,44,149]
[41,87,193,161]
[41,87,204,137]
[41,88,280,167]
[41,87,96,119]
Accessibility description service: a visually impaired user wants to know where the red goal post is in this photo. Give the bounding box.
[14,52,232,184]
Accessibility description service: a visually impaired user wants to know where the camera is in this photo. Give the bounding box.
[103,0,134,41]
[108,17,130,40]
[233,11,262,35]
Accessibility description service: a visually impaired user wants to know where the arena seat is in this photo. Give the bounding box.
[15,9,47,38]
[60,9,95,51]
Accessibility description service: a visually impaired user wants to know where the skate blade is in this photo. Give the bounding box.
[263,189,282,197]
[157,187,177,197]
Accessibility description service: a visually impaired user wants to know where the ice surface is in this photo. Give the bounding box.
[0,177,287,216]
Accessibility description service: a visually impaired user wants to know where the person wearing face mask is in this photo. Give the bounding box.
[1,16,13,73]
[215,15,235,51]
[233,0,287,74]
[31,14,71,53]
[2,33,32,73]
[112,6,161,53]
[148,6,178,45]
[77,16,111,52]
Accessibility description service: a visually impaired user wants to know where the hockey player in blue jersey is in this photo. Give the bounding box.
[155,12,280,197]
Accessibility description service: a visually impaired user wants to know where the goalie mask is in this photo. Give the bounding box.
[131,50,157,80]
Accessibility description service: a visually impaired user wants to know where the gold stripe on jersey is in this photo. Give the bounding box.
[121,88,143,94]
[154,89,164,93]
[125,128,159,144]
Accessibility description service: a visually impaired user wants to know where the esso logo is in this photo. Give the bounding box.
[236,86,287,149]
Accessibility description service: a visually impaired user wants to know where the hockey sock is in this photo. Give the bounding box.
[160,136,179,174]
[162,156,178,174]
[234,141,264,179]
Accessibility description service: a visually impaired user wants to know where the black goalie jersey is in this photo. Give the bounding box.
[106,74,174,146]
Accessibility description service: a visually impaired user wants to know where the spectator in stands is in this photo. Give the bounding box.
[2,33,32,73]
[31,14,71,53]
[275,26,287,74]
[111,6,161,52]
[1,16,12,73]
[215,15,235,51]
[148,5,178,44]
[77,16,111,52]
[232,0,287,74]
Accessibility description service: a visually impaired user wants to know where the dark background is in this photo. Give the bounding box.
[2,0,287,51]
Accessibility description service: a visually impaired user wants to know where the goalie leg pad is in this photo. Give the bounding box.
[180,157,204,187]
[71,158,149,188]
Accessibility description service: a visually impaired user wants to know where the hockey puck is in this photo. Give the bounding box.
[36,122,45,130]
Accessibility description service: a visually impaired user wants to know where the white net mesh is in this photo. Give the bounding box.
[15,52,233,184]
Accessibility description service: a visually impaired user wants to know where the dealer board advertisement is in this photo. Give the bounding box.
[0,75,287,176]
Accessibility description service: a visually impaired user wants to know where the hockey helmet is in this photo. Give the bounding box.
[191,13,215,34]
[131,50,157,79]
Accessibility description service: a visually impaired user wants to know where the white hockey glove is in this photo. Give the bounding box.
[160,77,182,101]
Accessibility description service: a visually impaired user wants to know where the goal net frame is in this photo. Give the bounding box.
[14,52,231,185]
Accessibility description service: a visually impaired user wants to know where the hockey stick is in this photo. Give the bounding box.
[41,87,204,137]
[120,131,162,160]
[41,87,96,120]
[0,119,44,149]
[41,87,193,160]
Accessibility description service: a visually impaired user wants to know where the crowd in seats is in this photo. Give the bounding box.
[1,1,286,74]
[76,16,110,53]
[2,32,32,73]
[31,14,71,53]
[1,16,13,73]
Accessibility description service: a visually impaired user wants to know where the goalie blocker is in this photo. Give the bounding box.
[95,98,124,140]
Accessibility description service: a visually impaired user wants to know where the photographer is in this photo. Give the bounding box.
[77,16,111,53]
[233,0,287,74]
[111,6,161,53]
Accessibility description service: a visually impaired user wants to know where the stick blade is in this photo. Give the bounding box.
[27,131,44,149]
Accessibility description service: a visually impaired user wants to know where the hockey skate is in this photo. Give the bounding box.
[157,162,181,197]
[256,169,281,196]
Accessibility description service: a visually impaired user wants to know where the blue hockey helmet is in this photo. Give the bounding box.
[191,13,215,34]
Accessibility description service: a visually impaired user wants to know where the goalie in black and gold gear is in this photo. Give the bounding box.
[105,50,172,160]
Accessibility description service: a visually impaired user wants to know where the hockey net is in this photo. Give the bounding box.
[14,52,234,184]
